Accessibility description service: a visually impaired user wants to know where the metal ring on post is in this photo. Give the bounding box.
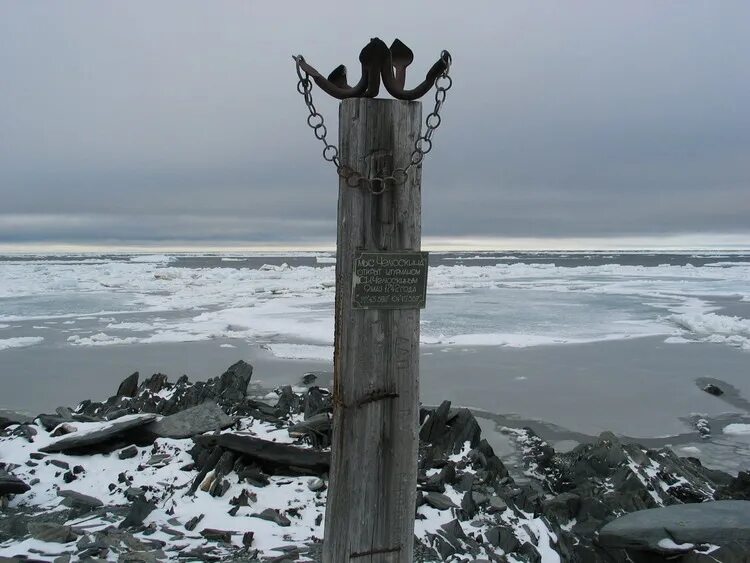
[392,168,408,184]
[369,178,386,195]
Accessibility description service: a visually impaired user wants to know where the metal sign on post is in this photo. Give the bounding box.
[293,38,452,563]
[353,251,429,310]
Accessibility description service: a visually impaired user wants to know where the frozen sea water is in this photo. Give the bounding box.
[1,250,750,470]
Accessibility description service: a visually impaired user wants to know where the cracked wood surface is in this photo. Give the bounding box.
[323,98,422,563]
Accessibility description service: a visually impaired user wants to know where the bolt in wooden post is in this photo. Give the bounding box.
[323,98,422,562]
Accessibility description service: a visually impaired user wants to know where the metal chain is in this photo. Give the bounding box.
[293,53,452,195]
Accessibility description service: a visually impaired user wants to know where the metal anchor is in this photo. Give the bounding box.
[294,37,451,101]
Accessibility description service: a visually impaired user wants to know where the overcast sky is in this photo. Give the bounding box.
[1,2,748,249]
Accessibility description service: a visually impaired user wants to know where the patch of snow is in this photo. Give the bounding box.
[657,538,695,552]
[723,423,750,435]
[128,254,175,263]
[266,343,333,361]
[0,336,44,351]
[670,311,750,350]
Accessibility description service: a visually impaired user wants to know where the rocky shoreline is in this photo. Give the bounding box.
[1,361,749,562]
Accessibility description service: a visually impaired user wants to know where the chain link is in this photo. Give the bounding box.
[293,53,451,194]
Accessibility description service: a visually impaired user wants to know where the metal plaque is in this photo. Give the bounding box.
[352,251,429,310]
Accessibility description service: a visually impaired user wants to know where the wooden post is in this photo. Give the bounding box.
[323,98,422,562]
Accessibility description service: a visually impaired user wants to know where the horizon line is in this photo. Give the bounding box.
[0,233,748,254]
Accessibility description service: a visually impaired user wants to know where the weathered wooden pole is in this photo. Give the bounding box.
[292,37,451,562]
[323,98,423,562]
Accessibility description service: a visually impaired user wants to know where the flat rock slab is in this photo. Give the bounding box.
[0,409,33,429]
[194,433,330,475]
[40,414,157,453]
[144,401,235,439]
[0,470,30,496]
[58,489,103,509]
[598,500,750,553]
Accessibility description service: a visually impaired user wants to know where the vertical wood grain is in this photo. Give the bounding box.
[322,98,422,563]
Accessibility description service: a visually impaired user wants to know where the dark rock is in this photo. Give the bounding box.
[214,360,253,403]
[0,409,33,429]
[487,496,508,514]
[542,492,581,522]
[424,492,458,511]
[214,450,236,478]
[50,423,77,437]
[598,500,750,553]
[37,414,68,432]
[76,534,109,558]
[144,401,235,439]
[251,508,291,527]
[229,489,255,507]
[193,433,330,475]
[54,406,74,419]
[49,459,70,470]
[303,387,330,419]
[63,471,76,483]
[485,526,520,552]
[420,401,481,455]
[58,489,103,510]
[275,385,299,416]
[703,383,724,396]
[145,453,171,467]
[454,473,475,493]
[209,478,231,498]
[237,466,270,487]
[307,478,326,492]
[117,372,140,398]
[140,373,168,394]
[200,528,233,543]
[40,414,157,453]
[720,471,750,500]
[695,417,711,437]
[242,531,254,547]
[80,361,255,419]
[125,487,146,501]
[518,542,542,562]
[188,446,224,495]
[0,470,30,495]
[460,490,478,519]
[119,497,156,529]
[118,445,139,460]
[27,522,79,543]
[440,518,468,546]
[288,413,331,448]
[301,373,317,385]
[184,514,204,531]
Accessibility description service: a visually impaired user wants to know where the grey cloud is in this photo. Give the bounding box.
[0,1,748,246]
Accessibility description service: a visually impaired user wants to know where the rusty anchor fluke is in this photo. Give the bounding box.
[293,38,451,101]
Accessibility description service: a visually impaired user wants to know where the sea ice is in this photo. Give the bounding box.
[722,424,750,435]
[0,336,44,351]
